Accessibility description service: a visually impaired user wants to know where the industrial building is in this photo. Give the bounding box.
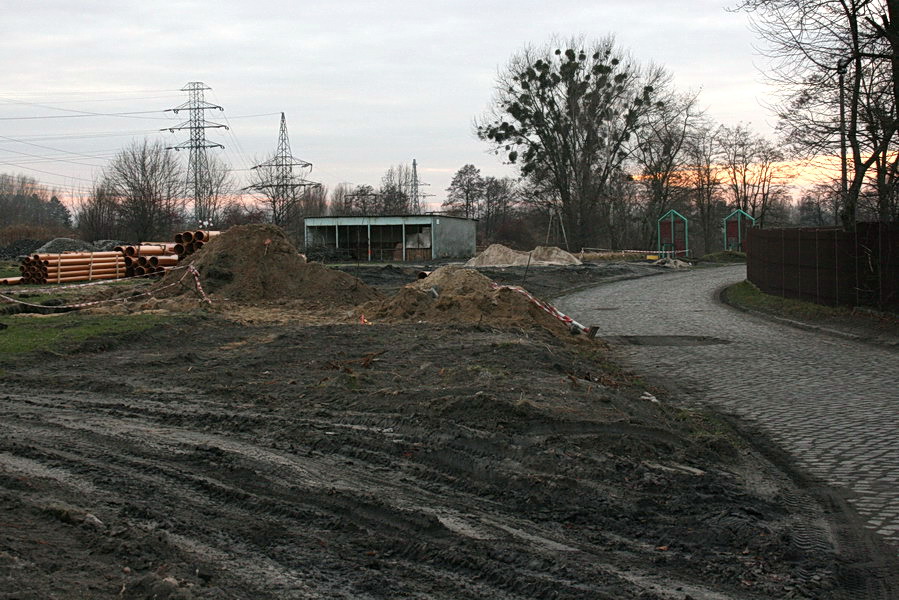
[304,215,477,261]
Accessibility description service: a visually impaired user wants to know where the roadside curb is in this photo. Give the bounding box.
[717,284,899,350]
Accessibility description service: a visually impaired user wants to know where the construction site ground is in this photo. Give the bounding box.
[1,260,897,599]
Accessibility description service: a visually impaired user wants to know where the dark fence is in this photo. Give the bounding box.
[746,222,899,310]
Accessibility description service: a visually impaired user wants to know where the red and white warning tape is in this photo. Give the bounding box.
[581,247,688,255]
[490,282,587,333]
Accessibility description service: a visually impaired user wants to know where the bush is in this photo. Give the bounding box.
[0,224,74,246]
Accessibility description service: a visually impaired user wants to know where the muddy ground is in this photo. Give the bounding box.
[1,262,897,599]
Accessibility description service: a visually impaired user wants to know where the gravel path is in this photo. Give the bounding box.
[557,264,899,552]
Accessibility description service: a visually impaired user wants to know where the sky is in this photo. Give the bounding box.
[0,0,776,212]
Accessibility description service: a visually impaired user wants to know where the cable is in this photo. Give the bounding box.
[0,160,95,183]
[0,134,126,161]
[0,130,164,142]
[0,110,170,121]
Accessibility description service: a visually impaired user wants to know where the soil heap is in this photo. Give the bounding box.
[360,265,570,333]
[34,238,97,254]
[162,224,382,306]
[466,243,581,267]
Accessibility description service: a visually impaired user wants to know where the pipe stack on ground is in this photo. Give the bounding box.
[117,243,181,279]
[16,241,183,285]
[174,230,219,259]
[12,232,210,286]
[18,251,127,284]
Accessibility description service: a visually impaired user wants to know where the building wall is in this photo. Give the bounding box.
[433,216,476,259]
[304,215,477,260]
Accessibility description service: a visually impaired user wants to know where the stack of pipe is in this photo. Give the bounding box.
[114,243,181,278]
[18,251,127,284]
[173,230,220,259]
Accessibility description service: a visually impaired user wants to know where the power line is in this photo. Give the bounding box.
[0,110,170,121]
[0,130,163,143]
[0,160,95,183]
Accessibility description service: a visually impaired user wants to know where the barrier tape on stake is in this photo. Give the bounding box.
[490,282,587,333]
[188,266,212,305]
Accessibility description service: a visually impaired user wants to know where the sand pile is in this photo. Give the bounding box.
[160,224,382,305]
[360,265,568,333]
[530,246,582,265]
[465,244,581,267]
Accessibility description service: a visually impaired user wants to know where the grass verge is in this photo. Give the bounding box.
[0,312,172,359]
[722,280,853,321]
[697,250,746,263]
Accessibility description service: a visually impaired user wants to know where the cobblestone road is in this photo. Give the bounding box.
[556,264,899,551]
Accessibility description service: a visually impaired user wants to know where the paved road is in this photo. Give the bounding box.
[557,264,899,551]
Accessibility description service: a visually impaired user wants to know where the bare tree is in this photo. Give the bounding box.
[632,90,700,246]
[101,140,185,241]
[380,164,413,214]
[478,36,667,249]
[74,183,122,241]
[684,122,727,255]
[444,164,484,218]
[194,155,235,227]
[481,176,518,242]
[735,0,898,225]
[329,183,353,215]
[718,124,793,227]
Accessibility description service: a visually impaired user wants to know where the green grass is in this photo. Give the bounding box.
[723,280,852,321]
[0,261,20,278]
[697,250,746,263]
[0,312,170,358]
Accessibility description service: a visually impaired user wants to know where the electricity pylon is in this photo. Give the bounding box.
[409,158,433,214]
[246,113,319,226]
[164,82,228,224]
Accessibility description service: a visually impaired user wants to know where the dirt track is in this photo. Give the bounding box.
[1,263,897,599]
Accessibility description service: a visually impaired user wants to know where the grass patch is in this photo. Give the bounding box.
[0,312,171,358]
[697,250,746,263]
[0,261,20,278]
[723,280,852,321]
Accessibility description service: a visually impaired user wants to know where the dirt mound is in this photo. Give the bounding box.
[530,245,582,265]
[34,238,96,254]
[360,265,571,333]
[466,243,581,267]
[161,224,382,306]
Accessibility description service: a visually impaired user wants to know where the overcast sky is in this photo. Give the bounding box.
[0,0,774,211]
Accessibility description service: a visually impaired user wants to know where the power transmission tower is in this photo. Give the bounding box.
[409,158,433,214]
[246,113,319,226]
[164,82,228,225]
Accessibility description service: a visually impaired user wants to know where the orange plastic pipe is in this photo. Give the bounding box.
[33,251,122,261]
[149,255,179,266]
[48,273,125,284]
[194,230,221,242]
[182,231,195,243]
